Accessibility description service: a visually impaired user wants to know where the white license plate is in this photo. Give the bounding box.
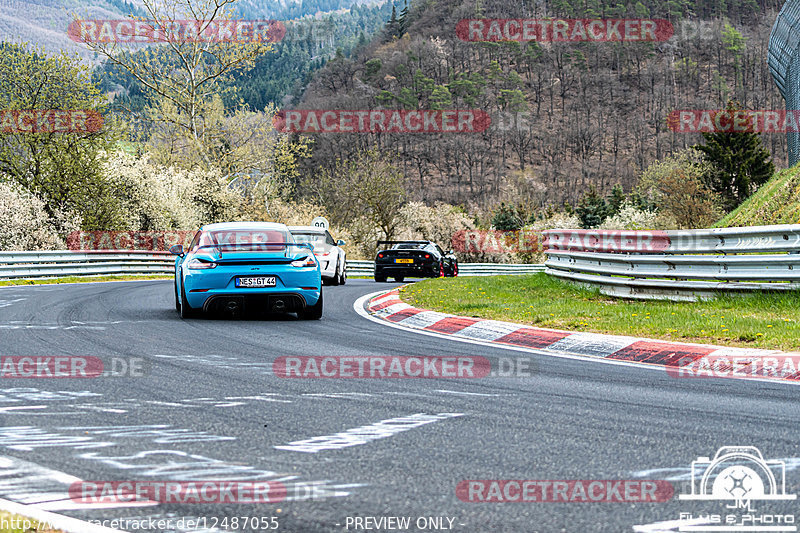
[236,276,277,288]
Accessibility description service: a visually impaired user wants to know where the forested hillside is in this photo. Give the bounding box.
[98,2,392,112]
[295,0,789,209]
[0,0,144,59]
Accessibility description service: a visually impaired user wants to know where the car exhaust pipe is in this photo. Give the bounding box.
[272,299,286,312]
[225,300,241,317]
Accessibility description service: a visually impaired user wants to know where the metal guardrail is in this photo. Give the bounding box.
[0,251,175,279]
[543,226,800,301]
[346,260,545,276]
[0,253,545,279]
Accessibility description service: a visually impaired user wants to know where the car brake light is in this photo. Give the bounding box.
[378,253,384,258]
[187,258,217,269]
[424,254,430,259]
[291,256,316,268]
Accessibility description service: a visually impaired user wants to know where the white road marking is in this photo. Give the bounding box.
[274,413,464,453]
[0,298,25,308]
[302,392,374,400]
[435,389,501,397]
[0,455,156,511]
[632,518,714,532]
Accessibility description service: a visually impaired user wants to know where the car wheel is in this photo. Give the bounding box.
[374,271,386,282]
[394,276,405,283]
[300,290,323,320]
[331,260,341,286]
[340,263,347,285]
[174,282,180,312]
[179,277,198,319]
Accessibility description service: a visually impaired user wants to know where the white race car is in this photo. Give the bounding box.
[288,226,347,285]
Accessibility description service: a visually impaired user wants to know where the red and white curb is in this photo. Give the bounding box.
[0,497,127,533]
[355,289,800,384]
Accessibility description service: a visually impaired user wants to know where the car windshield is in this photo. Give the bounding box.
[291,232,331,253]
[197,229,294,252]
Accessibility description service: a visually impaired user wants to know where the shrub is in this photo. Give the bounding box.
[638,149,722,229]
[102,151,239,230]
[598,202,677,230]
[0,181,80,250]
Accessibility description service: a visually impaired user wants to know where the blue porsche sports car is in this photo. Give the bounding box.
[170,222,323,319]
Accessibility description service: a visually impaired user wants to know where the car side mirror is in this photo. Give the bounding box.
[337,239,346,246]
[169,244,184,256]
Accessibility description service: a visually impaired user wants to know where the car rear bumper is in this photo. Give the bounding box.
[182,266,321,310]
[201,292,310,313]
[375,264,439,277]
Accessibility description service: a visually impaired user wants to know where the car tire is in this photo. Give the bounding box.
[179,277,198,319]
[394,276,405,283]
[331,260,341,286]
[374,271,386,282]
[174,282,180,312]
[301,290,323,320]
[340,263,347,285]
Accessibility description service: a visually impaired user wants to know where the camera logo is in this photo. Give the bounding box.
[680,446,796,509]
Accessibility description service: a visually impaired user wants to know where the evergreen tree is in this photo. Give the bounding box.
[386,4,400,40]
[576,187,609,228]
[398,0,410,35]
[492,203,523,231]
[694,101,775,211]
[606,184,626,217]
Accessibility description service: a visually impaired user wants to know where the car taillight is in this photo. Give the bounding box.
[291,256,316,268]
[187,258,217,269]
[424,254,430,259]
[378,253,384,258]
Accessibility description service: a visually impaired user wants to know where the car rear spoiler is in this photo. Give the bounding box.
[376,240,429,247]
[197,242,313,258]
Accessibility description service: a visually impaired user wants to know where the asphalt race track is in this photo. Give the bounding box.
[0,279,798,533]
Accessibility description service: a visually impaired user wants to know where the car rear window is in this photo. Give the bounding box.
[291,232,332,253]
[198,229,293,251]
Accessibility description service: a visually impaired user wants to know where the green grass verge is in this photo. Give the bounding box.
[0,510,62,532]
[399,274,800,351]
[0,274,170,287]
[716,165,800,227]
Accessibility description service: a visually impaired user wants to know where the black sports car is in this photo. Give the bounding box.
[374,240,458,282]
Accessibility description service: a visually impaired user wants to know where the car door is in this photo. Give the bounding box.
[433,244,449,271]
